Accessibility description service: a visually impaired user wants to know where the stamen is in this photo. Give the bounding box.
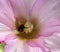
[24,21,34,34]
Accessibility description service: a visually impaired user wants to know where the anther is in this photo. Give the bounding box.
[24,21,34,34]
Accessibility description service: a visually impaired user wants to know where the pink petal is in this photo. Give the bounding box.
[40,17,60,37]
[0,23,10,32]
[0,0,15,30]
[0,23,16,42]
[29,47,43,52]
[0,32,14,41]
[29,0,60,37]
[5,34,17,43]
[39,0,60,21]
[9,0,27,19]
[0,23,16,41]
[4,44,15,52]
[4,39,29,52]
[27,38,50,52]
[30,0,60,25]
[25,0,36,12]
[4,39,43,52]
[0,16,15,30]
[45,33,60,49]
[4,39,17,52]
[0,32,9,41]
[0,31,15,42]
[30,0,46,17]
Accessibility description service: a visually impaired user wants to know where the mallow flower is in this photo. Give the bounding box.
[0,0,60,52]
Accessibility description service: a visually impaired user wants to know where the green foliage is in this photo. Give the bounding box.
[0,44,5,52]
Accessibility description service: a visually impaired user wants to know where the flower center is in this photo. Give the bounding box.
[18,21,34,34]
[15,18,40,40]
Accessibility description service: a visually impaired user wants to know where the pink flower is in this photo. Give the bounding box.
[0,0,60,52]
